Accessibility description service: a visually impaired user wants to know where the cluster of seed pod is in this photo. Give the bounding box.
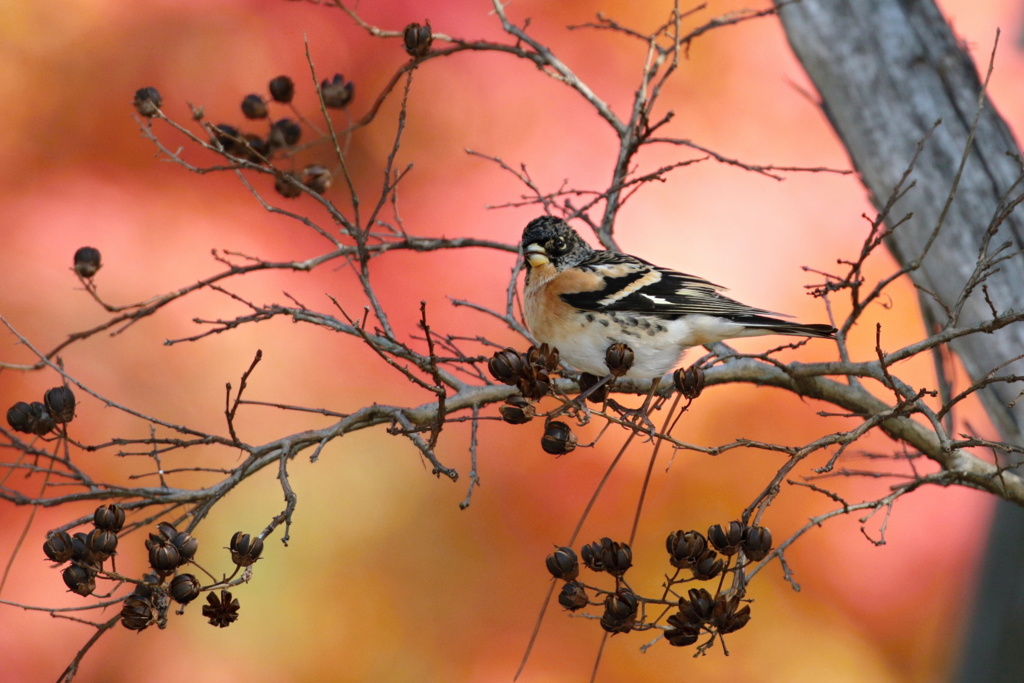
[43,505,265,631]
[487,341,708,456]
[544,521,773,648]
[6,385,76,437]
[132,20,436,203]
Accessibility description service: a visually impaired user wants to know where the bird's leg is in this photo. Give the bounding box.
[547,372,615,425]
[607,377,661,438]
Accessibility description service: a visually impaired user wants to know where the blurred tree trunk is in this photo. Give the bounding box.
[775,1,1024,680]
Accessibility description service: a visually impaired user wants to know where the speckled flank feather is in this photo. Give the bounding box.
[520,216,835,378]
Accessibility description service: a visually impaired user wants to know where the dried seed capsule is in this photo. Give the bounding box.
[93,504,125,532]
[301,164,332,194]
[516,365,551,401]
[665,613,701,646]
[268,118,301,149]
[170,531,199,563]
[44,386,75,424]
[691,549,724,581]
[673,365,705,399]
[242,134,270,162]
[62,563,96,596]
[526,343,559,372]
[274,172,302,199]
[229,532,264,566]
[147,534,181,572]
[241,93,268,119]
[133,86,162,117]
[577,373,609,404]
[580,537,612,573]
[600,589,638,634]
[403,21,433,57]
[268,75,295,103]
[557,581,588,611]
[540,420,576,455]
[27,402,55,436]
[707,521,745,556]
[70,532,93,563]
[599,540,632,577]
[43,531,74,563]
[319,74,354,108]
[679,587,715,624]
[120,592,157,631]
[86,528,118,560]
[545,546,579,581]
[604,343,634,377]
[211,123,244,155]
[487,348,525,385]
[712,594,751,634]
[73,247,102,278]
[202,589,240,627]
[499,395,535,425]
[666,529,706,568]
[169,573,202,604]
[7,402,35,434]
[742,525,773,561]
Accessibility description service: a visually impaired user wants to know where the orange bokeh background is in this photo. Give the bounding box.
[1,1,1022,682]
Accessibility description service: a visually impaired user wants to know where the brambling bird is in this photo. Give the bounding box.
[521,216,836,379]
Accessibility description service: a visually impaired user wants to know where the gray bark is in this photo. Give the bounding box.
[775,1,1024,680]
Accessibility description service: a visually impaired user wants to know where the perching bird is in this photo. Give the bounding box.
[521,216,835,378]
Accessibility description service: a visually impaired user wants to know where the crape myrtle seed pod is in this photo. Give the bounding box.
[86,528,118,560]
[403,22,433,57]
[707,521,745,556]
[147,535,181,572]
[268,75,294,103]
[499,395,535,425]
[121,592,157,631]
[28,402,56,436]
[679,587,715,625]
[44,386,75,424]
[580,537,612,573]
[712,594,751,634]
[43,531,74,564]
[274,172,302,199]
[241,94,268,119]
[545,546,579,581]
[516,365,551,401]
[62,564,96,596]
[691,549,725,581]
[577,373,610,404]
[202,590,241,628]
[73,247,102,278]
[229,532,264,566]
[604,343,634,378]
[211,123,244,156]
[268,118,301,149]
[93,504,125,532]
[170,531,199,563]
[665,613,701,646]
[319,74,354,108]
[301,164,332,194]
[599,540,633,577]
[673,365,705,399]
[742,525,773,561]
[666,529,706,569]
[557,581,588,611]
[540,420,576,455]
[170,573,202,604]
[7,402,35,434]
[599,589,638,634]
[133,86,162,117]
[526,343,559,372]
[487,348,525,385]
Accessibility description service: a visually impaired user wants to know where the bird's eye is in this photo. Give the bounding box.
[552,237,566,254]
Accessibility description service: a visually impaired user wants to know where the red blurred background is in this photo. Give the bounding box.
[1,1,1022,681]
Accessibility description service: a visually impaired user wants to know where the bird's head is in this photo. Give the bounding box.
[520,216,593,272]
